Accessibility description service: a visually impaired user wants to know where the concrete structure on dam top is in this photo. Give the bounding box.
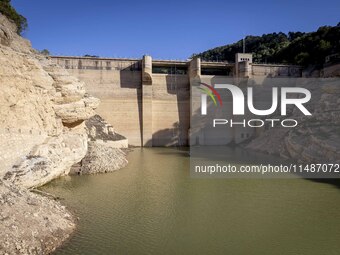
[50,54,303,147]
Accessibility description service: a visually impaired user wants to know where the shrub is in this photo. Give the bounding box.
[0,0,27,34]
[40,49,50,56]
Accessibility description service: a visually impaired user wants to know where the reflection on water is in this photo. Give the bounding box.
[41,148,340,255]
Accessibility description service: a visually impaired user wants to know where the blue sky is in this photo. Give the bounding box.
[12,0,340,60]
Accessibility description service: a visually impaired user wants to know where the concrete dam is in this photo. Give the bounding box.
[51,54,302,147]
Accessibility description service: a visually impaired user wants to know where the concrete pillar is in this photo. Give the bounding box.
[235,53,253,78]
[189,57,201,80]
[235,55,239,78]
[142,55,153,146]
[189,57,202,146]
[189,57,201,115]
[242,61,251,78]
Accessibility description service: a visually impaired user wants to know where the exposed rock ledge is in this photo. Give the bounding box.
[4,132,88,188]
[71,115,129,175]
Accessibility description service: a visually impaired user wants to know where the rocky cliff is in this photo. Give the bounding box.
[0,14,100,254]
[0,14,99,188]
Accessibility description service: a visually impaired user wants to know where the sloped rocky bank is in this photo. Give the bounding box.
[247,79,340,163]
[71,115,128,175]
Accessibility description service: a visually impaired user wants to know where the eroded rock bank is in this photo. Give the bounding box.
[79,142,128,174]
[72,115,129,175]
[0,13,127,254]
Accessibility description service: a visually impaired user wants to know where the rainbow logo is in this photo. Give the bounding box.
[198,83,223,107]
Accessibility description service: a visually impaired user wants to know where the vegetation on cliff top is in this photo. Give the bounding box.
[0,0,27,34]
[194,22,340,67]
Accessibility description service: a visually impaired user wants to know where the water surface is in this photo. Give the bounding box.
[41,148,340,255]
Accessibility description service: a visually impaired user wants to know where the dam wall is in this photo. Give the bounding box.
[151,73,190,146]
[63,67,143,146]
[51,55,303,147]
[323,63,340,77]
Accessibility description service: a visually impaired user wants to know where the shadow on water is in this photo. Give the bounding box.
[150,146,189,158]
[306,178,340,189]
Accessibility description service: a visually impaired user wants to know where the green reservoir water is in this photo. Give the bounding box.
[41,148,340,255]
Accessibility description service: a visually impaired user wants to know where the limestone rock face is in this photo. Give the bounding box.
[281,81,340,163]
[0,14,99,184]
[54,96,100,125]
[4,131,88,188]
[0,47,60,137]
[0,14,32,53]
[247,79,340,163]
[0,13,101,254]
[0,180,75,254]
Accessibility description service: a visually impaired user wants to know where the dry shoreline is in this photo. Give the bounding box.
[0,180,76,254]
[0,148,129,255]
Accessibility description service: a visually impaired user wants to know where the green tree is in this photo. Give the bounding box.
[288,31,305,41]
[194,21,340,67]
[294,52,310,66]
[39,49,50,56]
[0,0,27,34]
